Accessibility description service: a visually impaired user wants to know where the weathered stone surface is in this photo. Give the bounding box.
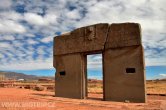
[105,23,141,49]
[55,54,86,99]
[53,23,146,103]
[103,45,146,102]
[54,23,109,55]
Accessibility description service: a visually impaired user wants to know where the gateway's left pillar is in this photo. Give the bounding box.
[53,54,85,99]
[53,29,86,99]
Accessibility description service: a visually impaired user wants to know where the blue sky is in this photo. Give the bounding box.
[0,0,166,80]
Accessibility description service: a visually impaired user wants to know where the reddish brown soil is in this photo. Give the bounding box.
[0,88,166,110]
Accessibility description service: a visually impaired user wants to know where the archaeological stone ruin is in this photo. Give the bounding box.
[53,23,146,103]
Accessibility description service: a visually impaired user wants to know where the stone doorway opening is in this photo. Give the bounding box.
[85,54,103,100]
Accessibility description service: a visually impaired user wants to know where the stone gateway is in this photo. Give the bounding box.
[53,23,146,103]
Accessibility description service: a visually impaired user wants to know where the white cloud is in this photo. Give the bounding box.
[44,13,57,25]
[25,33,35,38]
[0,20,26,33]
[0,42,11,48]
[24,12,57,26]
[66,9,81,19]
[24,13,45,25]
[159,74,166,77]
[87,54,102,70]
[27,39,38,45]
[0,0,12,9]
[41,36,53,43]
[0,0,166,71]
[0,58,53,70]
[158,73,166,79]
[145,57,166,66]
[0,11,22,21]
[0,53,5,59]
[2,35,15,40]
[87,61,102,70]
[11,40,23,47]
[36,46,45,55]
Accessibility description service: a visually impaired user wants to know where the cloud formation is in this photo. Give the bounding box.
[159,74,166,77]
[0,0,166,70]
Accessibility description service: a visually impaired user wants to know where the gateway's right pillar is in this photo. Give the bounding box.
[103,23,146,102]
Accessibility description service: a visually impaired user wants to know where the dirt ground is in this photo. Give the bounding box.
[146,80,166,94]
[88,79,166,95]
[0,88,166,110]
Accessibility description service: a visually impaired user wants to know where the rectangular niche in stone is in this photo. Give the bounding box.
[126,68,136,73]
[59,71,66,76]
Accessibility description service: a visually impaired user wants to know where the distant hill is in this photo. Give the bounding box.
[147,78,166,81]
[0,71,54,81]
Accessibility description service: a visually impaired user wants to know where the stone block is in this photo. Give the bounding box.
[53,23,146,103]
[105,23,141,49]
[103,45,146,102]
[55,54,86,99]
[54,23,109,55]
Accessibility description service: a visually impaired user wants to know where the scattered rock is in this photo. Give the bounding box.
[24,85,31,89]
[125,100,130,103]
[0,84,5,87]
[34,85,45,91]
